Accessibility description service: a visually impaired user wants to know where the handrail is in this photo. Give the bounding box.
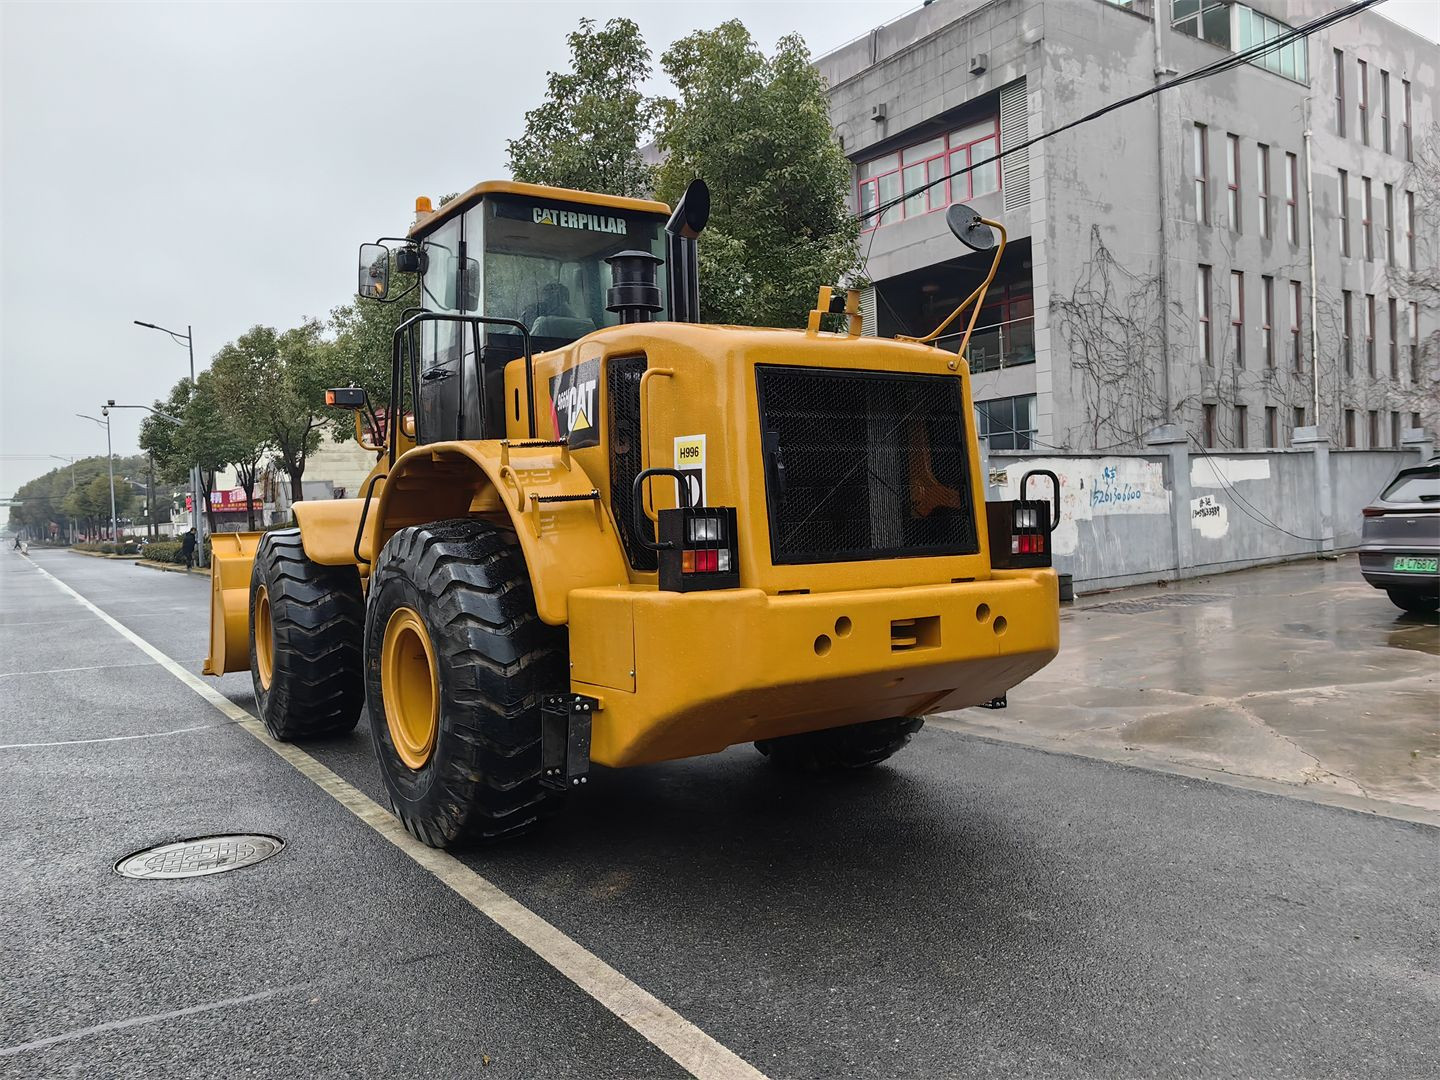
[637,368,675,522]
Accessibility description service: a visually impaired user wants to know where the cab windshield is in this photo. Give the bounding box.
[473,195,668,348]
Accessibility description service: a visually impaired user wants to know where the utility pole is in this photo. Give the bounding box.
[77,412,117,542]
[134,319,207,564]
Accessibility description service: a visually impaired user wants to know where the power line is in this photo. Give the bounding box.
[1187,434,1329,542]
[858,0,1381,224]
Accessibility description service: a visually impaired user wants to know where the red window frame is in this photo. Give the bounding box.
[858,117,1001,232]
[1285,152,1299,244]
[1342,290,1353,375]
[1388,296,1399,378]
[1362,177,1373,259]
[1365,292,1376,376]
[1226,134,1241,231]
[1262,276,1275,368]
[1289,280,1303,370]
[1230,270,1244,366]
[1198,264,1213,365]
[1357,58,1369,145]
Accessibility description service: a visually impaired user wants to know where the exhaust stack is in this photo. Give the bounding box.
[664,179,710,323]
[605,250,665,324]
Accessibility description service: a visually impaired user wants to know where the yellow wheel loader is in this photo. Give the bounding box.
[205,179,1062,848]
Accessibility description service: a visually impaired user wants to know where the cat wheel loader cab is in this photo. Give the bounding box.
[205,180,1062,849]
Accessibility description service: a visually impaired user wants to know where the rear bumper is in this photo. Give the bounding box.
[567,569,1060,767]
[1358,549,1440,593]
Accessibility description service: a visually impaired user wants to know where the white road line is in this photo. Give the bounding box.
[21,556,768,1080]
[0,661,161,679]
[0,985,305,1057]
[0,721,237,750]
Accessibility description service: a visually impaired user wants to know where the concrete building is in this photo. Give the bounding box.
[819,0,1437,453]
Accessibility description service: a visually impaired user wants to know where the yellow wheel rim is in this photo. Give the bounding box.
[254,584,275,691]
[381,606,439,770]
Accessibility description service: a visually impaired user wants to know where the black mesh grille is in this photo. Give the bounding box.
[756,365,979,564]
[608,355,657,571]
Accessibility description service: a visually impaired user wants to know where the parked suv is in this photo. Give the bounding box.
[1359,457,1440,614]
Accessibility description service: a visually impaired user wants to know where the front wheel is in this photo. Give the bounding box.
[364,518,567,848]
[755,716,924,774]
[1387,587,1440,614]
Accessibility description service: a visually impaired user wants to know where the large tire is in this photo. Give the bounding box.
[249,529,365,740]
[1387,588,1439,614]
[364,518,567,848]
[755,716,924,774]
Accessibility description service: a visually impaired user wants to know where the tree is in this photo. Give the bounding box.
[1397,123,1440,438]
[256,322,331,505]
[210,338,278,529]
[139,377,233,535]
[655,22,861,328]
[326,282,415,446]
[506,17,658,198]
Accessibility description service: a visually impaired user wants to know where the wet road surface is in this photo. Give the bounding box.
[943,555,1440,813]
[2,549,1437,1079]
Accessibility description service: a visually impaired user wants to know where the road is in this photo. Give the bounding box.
[2,548,1437,1079]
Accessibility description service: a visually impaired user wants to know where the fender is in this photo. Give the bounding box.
[371,440,628,625]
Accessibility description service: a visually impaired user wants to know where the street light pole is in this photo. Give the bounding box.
[134,319,205,562]
[77,412,117,542]
[48,454,78,543]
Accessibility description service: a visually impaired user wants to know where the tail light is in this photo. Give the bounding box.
[989,469,1059,569]
[1362,506,1387,517]
[633,468,740,592]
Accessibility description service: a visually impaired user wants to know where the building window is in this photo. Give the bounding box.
[1338,170,1350,256]
[1333,49,1346,136]
[1294,405,1307,433]
[1266,406,1278,447]
[1384,183,1395,267]
[1402,79,1412,161]
[1380,70,1391,154]
[1406,190,1416,269]
[1192,123,1209,224]
[1198,265,1213,364]
[1391,411,1401,447]
[1365,293,1376,376]
[1362,177,1373,260]
[1256,144,1270,237]
[856,116,1001,230]
[1368,409,1380,448]
[967,281,1036,373]
[1344,408,1356,448]
[1284,152,1298,244]
[974,394,1036,451]
[1342,290,1353,376]
[1234,404,1248,448]
[1203,403,1217,448]
[1357,58,1369,146]
[1232,5,1309,81]
[1261,275,1275,367]
[1226,133,1241,231]
[1230,270,1245,366]
[1412,301,1422,382]
[1173,0,1230,47]
[1289,280,1303,371]
[1389,297,1399,379]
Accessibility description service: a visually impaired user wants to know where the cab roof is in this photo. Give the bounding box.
[408,180,671,239]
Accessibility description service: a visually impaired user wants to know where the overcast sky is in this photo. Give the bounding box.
[2,0,1436,501]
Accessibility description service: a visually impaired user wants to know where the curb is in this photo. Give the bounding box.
[137,559,209,576]
[69,549,142,561]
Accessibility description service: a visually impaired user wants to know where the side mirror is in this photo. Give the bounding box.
[945,203,996,252]
[358,243,390,299]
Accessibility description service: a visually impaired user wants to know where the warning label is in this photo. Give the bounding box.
[674,434,706,507]
[548,358,600,449]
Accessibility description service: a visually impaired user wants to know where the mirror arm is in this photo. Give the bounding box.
[897,219,1008,348]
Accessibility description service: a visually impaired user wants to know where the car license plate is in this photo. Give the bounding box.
[1392,556,1438,573]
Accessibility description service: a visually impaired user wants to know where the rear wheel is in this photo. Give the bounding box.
[755,716,924,773]
[1386,587,1440,614]
[364,518,567,848]
[249,529,365,739]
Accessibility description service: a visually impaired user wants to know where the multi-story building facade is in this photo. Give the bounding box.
[820,0,1437,452]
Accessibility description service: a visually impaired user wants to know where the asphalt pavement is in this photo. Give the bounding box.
[2,548,1437,1079]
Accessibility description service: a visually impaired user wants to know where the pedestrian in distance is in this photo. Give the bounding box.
[180,528,197,570]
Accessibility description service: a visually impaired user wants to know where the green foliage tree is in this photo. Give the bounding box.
[139,378,233,535]
[506,17,658,198]
[257,322,331,505]
[326,275,416,446]
[211,337,281,528]
[655,22,860,328]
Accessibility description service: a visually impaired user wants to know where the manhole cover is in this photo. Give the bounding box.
[1085,593,1227,615]
[115,835,284,880]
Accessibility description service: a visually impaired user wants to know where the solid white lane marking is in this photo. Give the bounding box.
[0,721,236,750]
[0,661,161,679]
[22,557,768,1080]
[0,985,304,1057]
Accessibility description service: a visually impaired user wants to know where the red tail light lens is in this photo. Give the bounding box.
[1362,506,1387,517]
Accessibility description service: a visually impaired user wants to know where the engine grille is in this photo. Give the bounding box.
[756,365,979,564]
[608,355,657,571]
